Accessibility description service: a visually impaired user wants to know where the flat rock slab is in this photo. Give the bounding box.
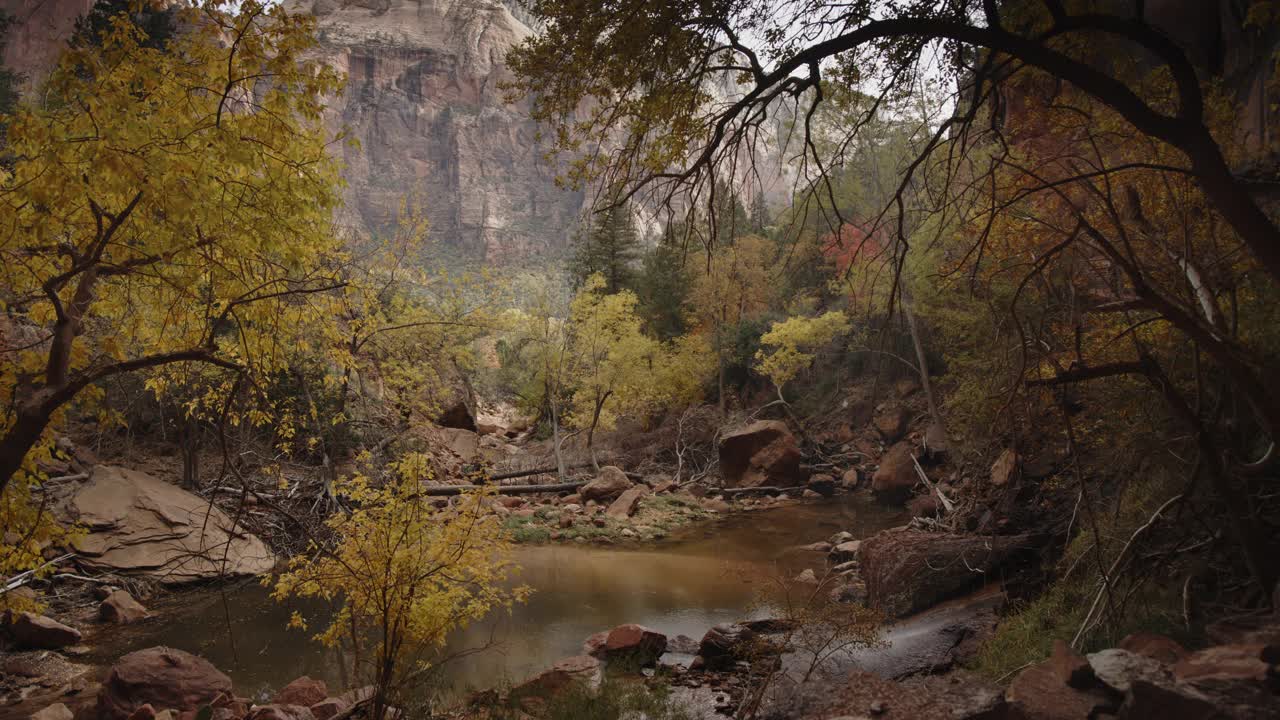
[68,466,275,584]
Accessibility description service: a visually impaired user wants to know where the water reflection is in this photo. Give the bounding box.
[85,495,904,700]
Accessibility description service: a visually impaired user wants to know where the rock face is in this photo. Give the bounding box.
[0,0,96,90]
[858,529,1034,617]
[283,0,585,261]
[11,612,81,649]
[97,647,234,720]
[718,420,805,488]
[68,466,275,583]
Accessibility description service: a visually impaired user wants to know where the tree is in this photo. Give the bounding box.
[569,202,642,293]
[507,1,1280,283]
[637,232,693,340]
[748,192,772,235]
[755,311,851,402]
[72,0,176,51]
[272,455,528,718]
[689,234,776,411]
[0,4,344,497]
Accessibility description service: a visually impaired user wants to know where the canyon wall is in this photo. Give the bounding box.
[286,0,585,263]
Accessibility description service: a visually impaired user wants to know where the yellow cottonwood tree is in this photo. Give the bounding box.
[271,455,527,718]
[0,3,344,500]
[755,311,851,402]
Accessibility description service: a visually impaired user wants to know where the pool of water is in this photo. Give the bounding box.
[84,495,905,701]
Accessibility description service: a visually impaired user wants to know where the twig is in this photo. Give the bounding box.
[911,455,954,513]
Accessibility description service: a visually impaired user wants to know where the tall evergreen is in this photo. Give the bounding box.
[569,201,641,293]
[749,192,771,235]
[638,228,692,340]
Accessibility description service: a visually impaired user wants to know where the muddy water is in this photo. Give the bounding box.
[86,495,905,701]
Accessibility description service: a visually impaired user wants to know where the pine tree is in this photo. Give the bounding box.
[638,229,692,340]
[749,192,772,235]
[569,201,641,293]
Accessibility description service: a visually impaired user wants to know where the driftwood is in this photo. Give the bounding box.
[721,485,806,496]
[420,480,587,497]
[911,455,955,513]
[487,463,592,482]
[1,553,75,595]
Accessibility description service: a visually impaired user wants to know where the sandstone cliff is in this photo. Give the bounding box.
[286,0,586,263]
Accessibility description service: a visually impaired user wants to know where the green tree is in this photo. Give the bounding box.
[569,202,641,293]
[637,233,692,340]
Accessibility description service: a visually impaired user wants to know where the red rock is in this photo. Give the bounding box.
[871,443,918,504]
[1119,633,1189,665]
[907,493,941,518]
[11,612,81,649]
[605,485,649,518]
[698,624,758,670]
[308,698,349,720]
[125,705,156,720]
[509,655,600,701]
[1005,643,1115,719]
[31,704,73,720]
[872,406,911,443]
[589,624,667,667]
[840,468,861,489]
[652,478,676,494]
[274,677,328,707]
[718,421,805,488]
[558,514,574,529]
[97,647,233,720]
[1173,643,1272,686]
[579,467,633,502]
[806,474,836,497]
[100,590,150,624]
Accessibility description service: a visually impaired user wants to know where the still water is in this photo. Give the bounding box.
[85,496,904,700]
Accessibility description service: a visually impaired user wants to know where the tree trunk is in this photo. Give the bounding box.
[0,405,54,496]
[902,294,945,442]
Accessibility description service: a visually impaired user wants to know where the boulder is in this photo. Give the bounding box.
[795,568,819,584]
[906,493,942,519]
[701,498,731,513]
[718,420,805,488]
[1171,643,1280,714]
[829,577,868,604]
[274,677,328,707]
[579,467,633,502]
[652,477,676,494]
[100,590,149,624]
[588,624,667,667]
[31,703,73,720]
[605,485,649,518]
[806,474,837,497]
[840,468,861,489]
[437,427,481,459]
[1119,633,1189,665]
[308,698,349,720]
[859,529,1034,617]
[97,647,234,720]
[244,706,316,720]
[1005,641,1117,719]
[11,612,81,649]
[509,655,600,702]
[873,406,911,443]
[991,449,1019,487]
[1087,648,1171,694]
[871,443,918,504]
[829,540,861,563]
[70,466,274,584]
[698,623,758,670]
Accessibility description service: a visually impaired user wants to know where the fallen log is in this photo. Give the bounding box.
[485,463,592,482]
[721,486,806,496]
[420,480,587,496]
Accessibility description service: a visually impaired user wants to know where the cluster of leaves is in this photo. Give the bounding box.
[271,455,528,718]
